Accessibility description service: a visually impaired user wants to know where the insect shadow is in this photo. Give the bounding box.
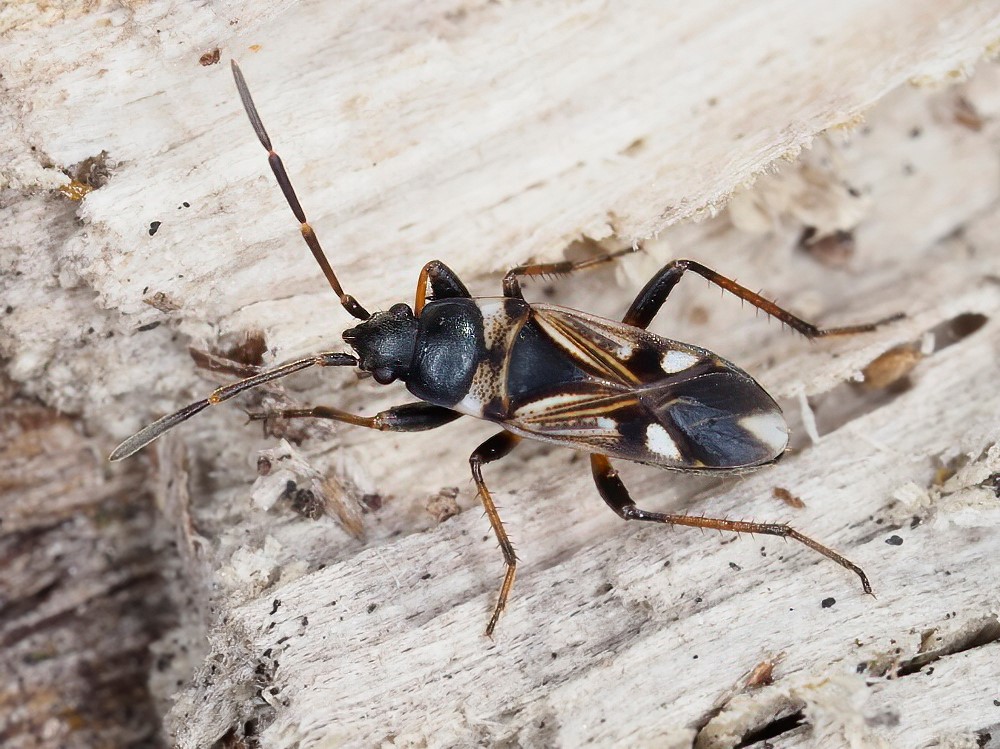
[111,61,902,636]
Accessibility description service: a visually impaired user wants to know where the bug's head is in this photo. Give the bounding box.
[342,303,418,385]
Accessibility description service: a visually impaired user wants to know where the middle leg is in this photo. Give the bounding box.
[469,431,523,636]
[590,454,871,593]
[503,247,636,299]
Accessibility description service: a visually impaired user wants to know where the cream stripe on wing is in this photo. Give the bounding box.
[532,309,640,385]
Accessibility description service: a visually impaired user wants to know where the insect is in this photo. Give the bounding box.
[111,61,901,636]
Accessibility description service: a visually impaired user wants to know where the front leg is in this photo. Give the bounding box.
[414,260,471,314]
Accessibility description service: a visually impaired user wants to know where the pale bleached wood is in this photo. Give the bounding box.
[166,74,1000,749]
[2,1,1000,748]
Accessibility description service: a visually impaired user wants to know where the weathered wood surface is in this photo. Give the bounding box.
[2,1,999,747]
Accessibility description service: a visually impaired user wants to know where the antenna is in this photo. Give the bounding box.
[109,352,357,460]
[231,60,370,320]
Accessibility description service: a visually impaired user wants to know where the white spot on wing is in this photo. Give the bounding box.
[645,423,682,460]
[739,412,789,454]
[661,350,700,373]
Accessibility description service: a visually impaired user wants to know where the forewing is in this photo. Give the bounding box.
[506,306,788,468]
[637,368,789,468]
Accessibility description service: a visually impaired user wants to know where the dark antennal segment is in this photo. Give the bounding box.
[109,352,357,460]
[230,60,370,321]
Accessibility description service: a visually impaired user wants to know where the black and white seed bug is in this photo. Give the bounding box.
[110,60,902,636]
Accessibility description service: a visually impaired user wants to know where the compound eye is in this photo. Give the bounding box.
[372,367,396,385]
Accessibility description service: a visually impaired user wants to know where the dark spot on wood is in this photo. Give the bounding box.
[865,709,901,728]
[621,137,645,157]
[61,150,112,193]
[688,305,709,325]
[289,488,323,520]
[821,597,836,608]
[148,221,161,236]
[361,493,383,511]
[952,95,983,131]
[225,329,267,367]
[798,227,855,268]
[199,48,221,66]
[860,343,922,391]
[885,535,903,546]
[425,486,460,524]
[772,486,805,508]
[745,660,775,688]
[935,312,987,346]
